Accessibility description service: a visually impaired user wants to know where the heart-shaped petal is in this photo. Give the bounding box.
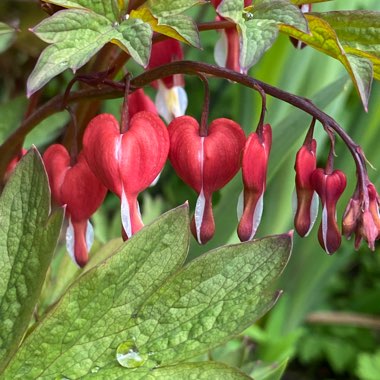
[83,111,169,239]
[168,115,246,243]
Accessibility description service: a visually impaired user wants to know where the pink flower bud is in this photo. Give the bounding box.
[293,139,318,237]
[168,116,246,244]
[310,169,347,254]
[43,144,107,267]
[83,111,169,240]
[237,124,272,241]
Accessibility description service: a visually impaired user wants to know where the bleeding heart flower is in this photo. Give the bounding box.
[148,39,188,123]
[168,115,246,244]
[310,169,347,254]
[293,138,319,237]
[83,111,169,239]
[43,144,107,267]
[237,124,272,241]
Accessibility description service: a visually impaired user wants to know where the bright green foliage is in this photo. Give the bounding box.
[2,206,291,379]
[0,149,64,373]
[87,361,251,379]
[315,11,380,80]
[356,350,380,380]
[0,22,15,54]
[2,205,190,379]
[280,14,374,110]
[216,0,308,72]
[124,234,291,366]
[27,9,152,95]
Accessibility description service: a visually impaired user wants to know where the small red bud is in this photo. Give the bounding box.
[237,124,272,241]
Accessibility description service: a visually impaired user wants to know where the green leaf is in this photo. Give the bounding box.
[313,11,380,80]
[42,0,123,21]
[356,350,380,380]
[148,0,206,17]
[279,14,373,110]
[217,0,244,24]
[248,0,308,33]
[27,9,152,95]
[2,205,190,379]
[0,97,27,144]
[125,234,292,366]
[0,22,16,54]
[0,148,64,373]
[130,7,200,47]
[239,19,278,72]
[250,358,289,380]
[87,361,251,379]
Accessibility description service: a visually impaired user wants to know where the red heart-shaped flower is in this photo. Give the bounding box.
[83,111,169,238]
[43,144,107,267]
[168,115,246,244]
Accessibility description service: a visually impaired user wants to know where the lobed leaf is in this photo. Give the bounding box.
[2,205,190,379]
[0,149,63,373]
[27,9,152,95]
[280,14,373,110]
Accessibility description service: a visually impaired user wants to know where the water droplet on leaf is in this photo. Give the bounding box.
[90,366,100,373]
[116,340,148,368]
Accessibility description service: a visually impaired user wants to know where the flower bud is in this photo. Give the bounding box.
[310,169,347,254]
[168,115,246,244]
[237,124,272,241]
[293,139,318,237]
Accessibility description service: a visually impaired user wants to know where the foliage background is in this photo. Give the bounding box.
[1,0,380,379]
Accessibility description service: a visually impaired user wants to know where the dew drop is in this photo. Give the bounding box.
[243,11,254,21]
[90,366,100,374]
[116,340,148,368]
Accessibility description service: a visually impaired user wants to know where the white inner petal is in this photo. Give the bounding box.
[121,186,132,239]
[194,189,206,244]
[66,218,76,264]
[237,190,244,221]
[305,191,319,237]
[322,205,329,254]
[249,193,264,241]
[86,220,94,254]
[155,81,172,123]
[214,30,228,67]
[149,171,161,187]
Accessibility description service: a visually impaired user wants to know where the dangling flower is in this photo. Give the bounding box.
[311,168,347,254]
[212,0,252,73]
[343,182,380,250]
[83,111,169,240]
[148,39,187,123]
[43,144,107,267]
[293,138,318,237]
[237,124,272,241]
[168,115,246,244]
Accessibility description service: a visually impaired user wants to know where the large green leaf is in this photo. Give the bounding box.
[27,9,152,96]
[42,0,123,21]
[280,14,373,110]
[148,0,206,17]
[87,361,251,379]
[124,234,291,367]
[0,149,64,373]
[0,22,15,54]
[313,10,380,80]
[2,205,190,379]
